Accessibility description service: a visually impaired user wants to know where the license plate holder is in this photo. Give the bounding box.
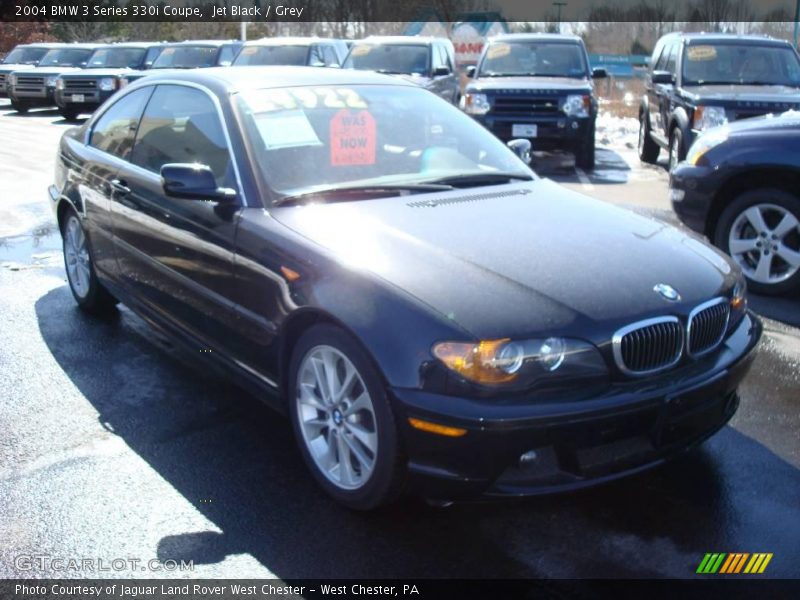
[512,123,537,138]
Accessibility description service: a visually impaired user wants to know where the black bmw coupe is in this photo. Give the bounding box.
[49,67,761,509]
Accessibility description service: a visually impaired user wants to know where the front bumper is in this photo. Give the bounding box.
[473,113,593,150]
[669,163,719,235]
[390,312,761,500]
[55,87,115,112]
[8,85,56,106]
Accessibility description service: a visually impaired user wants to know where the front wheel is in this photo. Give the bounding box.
[62,211,118,313]
[59,108,79,121]
[714,189,800,295]
[575,129,595,170]
[288,324,404,510]
[10,99,29,114]
[668,127,685,171]
[638,111,660,164]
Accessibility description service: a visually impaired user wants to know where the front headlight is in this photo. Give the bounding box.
[98,77,116,91]
[55,78,64,90]
[685,127,729,166]
[46,75,58,87]
[462,92,491,115]
[693,105,727,131]
[562,94,591,118]
[432,337,606,387]
[8,74,16,86]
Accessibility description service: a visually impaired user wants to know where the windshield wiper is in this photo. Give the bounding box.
[421,172,534,188]
[273,183,454,207]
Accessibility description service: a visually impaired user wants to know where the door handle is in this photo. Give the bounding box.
[110,179,131,195]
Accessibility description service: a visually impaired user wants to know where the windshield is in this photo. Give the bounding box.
[682,43,800,86]
[235,84,532,200]
[86,47,146,69]
[3,46,49,65]
[479,41,588,78]
[344,44,430,75]
[234,45,308,66]
[38,48,93,68]
[152,46,218,69]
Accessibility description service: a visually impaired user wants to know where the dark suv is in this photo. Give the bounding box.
[638,32,800,170]
[343,36,460,105]
[234,37,348,67]
[55,43,164,120]
[120,40,241,86]
[0,43,64,98]
[461,34,607,170]
[7,44,100,113]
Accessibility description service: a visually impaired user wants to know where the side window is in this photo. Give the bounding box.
[432,44,445,69]
[665,43,679,75]
[89,87,152,160]
[130,85,233,187]
[143,46,161,67]
[322,45,339,66]
[218,45,236,66]
[443,45,454,71]
[309,45,325,67]
[655,43,670,71]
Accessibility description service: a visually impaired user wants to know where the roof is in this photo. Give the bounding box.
[15,42,68,49]
[245,37,323,47]
[47,43,103,50]
[163,40,240,48]
[661,32,791,46]
[100,42,165,49]
[358,36,440,46]
[489,33,584,43]
[129,65,416,94]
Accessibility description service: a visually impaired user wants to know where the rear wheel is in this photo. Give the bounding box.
[668,127,685,171]
[715,189,800,295]
[62,210,117,313]
[638,111,660,164]
[288,324,404,510]
[11,99,29,114]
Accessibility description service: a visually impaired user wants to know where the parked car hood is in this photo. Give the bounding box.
[273,179,735,340]
[11,67,82,77]
[721,110,800,134]
[467,77,591,93]
[61,68,140,78]
[683,84,800,104]
[0,63,36,75]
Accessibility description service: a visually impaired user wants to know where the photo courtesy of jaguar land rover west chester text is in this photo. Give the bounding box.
[50,67,761,509]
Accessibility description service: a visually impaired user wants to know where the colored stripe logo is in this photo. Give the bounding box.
[697,553,773,574]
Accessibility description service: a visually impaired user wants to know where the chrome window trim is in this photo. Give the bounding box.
[84,79,248,207]
[612,315,684,377]
[686,296,730,359]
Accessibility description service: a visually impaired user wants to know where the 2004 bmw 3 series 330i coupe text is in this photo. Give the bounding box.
[50,67,761,509]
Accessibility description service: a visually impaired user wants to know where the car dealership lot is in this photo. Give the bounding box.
[1,100,799,578]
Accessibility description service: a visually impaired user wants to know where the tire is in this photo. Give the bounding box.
[575,127,595,170]
[288,324,405,510]
[638,110,660,164]
[714,188,800,296]
[59,108,79,121]
[668,127,685,172]
[11,99,29,114]
[61,209,118,314]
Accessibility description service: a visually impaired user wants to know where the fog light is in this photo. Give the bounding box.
[519,450,539,468]
[571,121,579,129]
[670,188,685,202]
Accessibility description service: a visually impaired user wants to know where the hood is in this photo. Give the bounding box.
[725,110,800,135]
[468,76,591,93]
[272,179,735,340]
[12,67,82,77]
[683,84,800,105]
[61,68,139,79]
[0,63,36,74]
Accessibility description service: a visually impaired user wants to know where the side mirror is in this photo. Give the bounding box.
[432,65,450,77]
[160,163,236,202]
[651,70,674,84]
[507,139,532,164]
[465,65,477,78]
[591,67,607,79]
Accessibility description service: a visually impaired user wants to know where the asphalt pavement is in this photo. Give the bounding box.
[1,100,798,580]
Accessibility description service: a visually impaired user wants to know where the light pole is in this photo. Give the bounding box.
[553,2,567,34]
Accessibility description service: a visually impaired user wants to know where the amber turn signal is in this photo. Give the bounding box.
[408,418,467,437]
[432,338,518,384]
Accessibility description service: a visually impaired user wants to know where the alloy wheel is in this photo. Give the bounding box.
[728,203,800,285]
[669,134,680,170]
[64,216,91,299]
[295,345,378,491]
